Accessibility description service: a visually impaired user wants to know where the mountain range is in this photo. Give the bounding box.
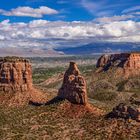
[55,42,140,55]
[0,42,140,57]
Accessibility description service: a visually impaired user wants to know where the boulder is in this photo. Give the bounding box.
[108,103,140,121]
[58,62,88,105]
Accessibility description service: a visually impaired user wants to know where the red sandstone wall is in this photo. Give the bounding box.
[0,58,32,93]
[96,53,140,78]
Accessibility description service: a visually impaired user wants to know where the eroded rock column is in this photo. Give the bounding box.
[58,62,88,105]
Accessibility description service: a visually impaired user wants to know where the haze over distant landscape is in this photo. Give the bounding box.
[0,0,140,56]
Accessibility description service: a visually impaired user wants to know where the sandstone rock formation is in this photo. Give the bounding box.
[58,62,87,105]
[0,57,32,93]
[108,103,140,121]
[0,56,48,106]
[96,53,140,78]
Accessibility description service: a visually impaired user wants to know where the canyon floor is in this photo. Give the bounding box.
[0,55,140,140]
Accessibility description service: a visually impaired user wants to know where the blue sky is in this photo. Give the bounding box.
[0,0,140,50]
[0,0,140,22]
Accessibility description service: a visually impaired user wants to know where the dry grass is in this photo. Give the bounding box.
[0,99,139,140]
[0,62,140,139]
[0,88,48,107]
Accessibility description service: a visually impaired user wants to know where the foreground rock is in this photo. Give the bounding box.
[57,100,104,118]
[58,62,88,105]
[96,52,140,78]
[107,103,140,122]
[0,56,47,106]
[0,56,32,93]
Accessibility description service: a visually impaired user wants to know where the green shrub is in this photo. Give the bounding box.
[32,67,65,84]
[116,80,128,91]
[93,91,117,101]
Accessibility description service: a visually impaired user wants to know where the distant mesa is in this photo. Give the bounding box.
[96,52,140,78]
[58,62,88,105]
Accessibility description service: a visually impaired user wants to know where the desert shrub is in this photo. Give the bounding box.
[46,80,63,89]
[117,78,140,92]
[93,91,117,102]
[117,80,128,91]
[87,79,116,99]
[79,65,96,74]
[124,79,140,90]
[94,80,116,92]
[32,67,65,84]
[130,89,140,99]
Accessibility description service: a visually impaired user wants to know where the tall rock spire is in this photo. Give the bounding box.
[58,62,88,105]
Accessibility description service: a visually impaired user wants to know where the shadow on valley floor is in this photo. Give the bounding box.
[29,96,64,106]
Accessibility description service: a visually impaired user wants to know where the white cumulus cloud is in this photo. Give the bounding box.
[0,19,140,49]
[0,6,58,18]
[95,15,134,23]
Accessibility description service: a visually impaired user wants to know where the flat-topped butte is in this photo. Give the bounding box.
[0,56,30,63]
[0,56,32,93]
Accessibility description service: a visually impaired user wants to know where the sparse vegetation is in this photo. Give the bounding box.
[0,56,140,140]
[33,67,65,84]
[116,80,128,91]
[0,56,29,62]
[0,100,139,140]
[92,91,117,101]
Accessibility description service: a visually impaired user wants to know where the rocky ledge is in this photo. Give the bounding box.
[96,52,140,78]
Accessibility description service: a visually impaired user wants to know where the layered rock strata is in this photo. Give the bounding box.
[0,57,32,93]
[96,53,140,77]
[58,62,88,105]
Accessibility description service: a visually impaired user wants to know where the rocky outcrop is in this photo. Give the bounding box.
[58,62,87,105]
[108,103,140,122]
[0,56,48,106]
[120,79,140,91]
[96,53,130,68]
[96,53,140,78]
[0,57,32,93]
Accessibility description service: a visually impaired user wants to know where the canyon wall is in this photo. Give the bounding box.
[96,53,140,78]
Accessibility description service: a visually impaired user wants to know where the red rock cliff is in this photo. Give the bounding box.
[96,53,140,77]
[0,57,32,93]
